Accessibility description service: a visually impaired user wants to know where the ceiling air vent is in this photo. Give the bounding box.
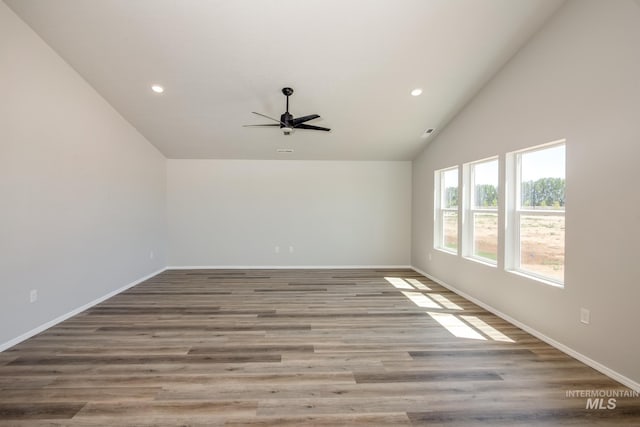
[421,128,436,139]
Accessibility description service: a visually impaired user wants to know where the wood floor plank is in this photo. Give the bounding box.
[407,406,640,426]
[0,387,160,403]
[0,403,86,420]
[7,354,282,365]
[155,378,629,401]
[0,268,637,425]
[45,372,356,388]
[353,369,503,383]
[188,344,314,354]
[74,400,257,417]
[224,412,412,426]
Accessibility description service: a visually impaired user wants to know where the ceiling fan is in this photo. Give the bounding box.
[243,87,330,135]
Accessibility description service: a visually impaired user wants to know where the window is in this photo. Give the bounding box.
[463,158,499,264]
[435,167,459,253]
[507,141,565,285]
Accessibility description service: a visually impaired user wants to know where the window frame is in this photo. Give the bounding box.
[434,166,459,255]
[506,140,566,286]
[463,157,499,266]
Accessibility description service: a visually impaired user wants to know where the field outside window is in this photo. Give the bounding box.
[435,167,459,254]
[509,142,565,285]
[464,158,499,264]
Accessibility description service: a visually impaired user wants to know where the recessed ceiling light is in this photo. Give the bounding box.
[151,85,164,94]
[411,88,423,97]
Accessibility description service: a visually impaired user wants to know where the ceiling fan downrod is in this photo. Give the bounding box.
[282,87,293,113]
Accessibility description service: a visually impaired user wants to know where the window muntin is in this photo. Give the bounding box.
[435,167,459,253]
[509,142,566,285]
[464,158,499,264]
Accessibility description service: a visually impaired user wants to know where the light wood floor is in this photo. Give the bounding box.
[1,269,638,426]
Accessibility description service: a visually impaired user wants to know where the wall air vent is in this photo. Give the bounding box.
[276,148,294,153]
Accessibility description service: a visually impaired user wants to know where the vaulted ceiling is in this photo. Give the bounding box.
[5,0,565,160]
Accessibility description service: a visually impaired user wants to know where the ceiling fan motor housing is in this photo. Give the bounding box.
[280,112,293,127]
[280,112,294,134]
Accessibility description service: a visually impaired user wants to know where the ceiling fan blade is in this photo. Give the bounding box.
[292,114,320,126]
[294,124,331,132]
[252,112,285,126]
[242,124,281,127]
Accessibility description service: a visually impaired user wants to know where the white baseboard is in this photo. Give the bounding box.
[411,266,640,393]
[167,265,413,270]
[0,267,167,352]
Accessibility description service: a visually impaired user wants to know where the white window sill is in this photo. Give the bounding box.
[507,269,564,288]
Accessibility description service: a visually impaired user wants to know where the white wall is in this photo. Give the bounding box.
[0,2,167,347]
[168,160,411,267]
[412,0,640,385]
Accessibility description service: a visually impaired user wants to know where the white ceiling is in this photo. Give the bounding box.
[5,0,565,160]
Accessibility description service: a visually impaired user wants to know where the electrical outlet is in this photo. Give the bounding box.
[289,246,294,253]
[274,246,280,253]
[149,250,154,259]
[580,308,590,324]
[29,289,38,303]
[428,252,432,261]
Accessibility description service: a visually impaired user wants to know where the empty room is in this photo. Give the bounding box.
[1,0,639,425]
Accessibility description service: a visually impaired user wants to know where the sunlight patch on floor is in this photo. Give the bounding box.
[405,278,432,291]
[461,315,515,342]
[427,312,486,340]
[384,277,414,289]
[401,291,442,309]
[385,276,516,343]
[428,293,463,310]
